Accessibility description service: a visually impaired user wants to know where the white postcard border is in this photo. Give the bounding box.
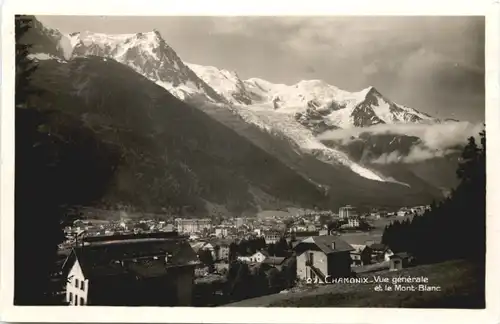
[1,0,499,323]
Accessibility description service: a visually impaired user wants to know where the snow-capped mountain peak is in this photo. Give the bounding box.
[185,62,442,183]
[65,30,225,103]
[185,62,437,131]
[186,63,254,104]
[349,85,436,127]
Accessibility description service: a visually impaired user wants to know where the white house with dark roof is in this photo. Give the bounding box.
[62,233,199,306]
[294,236,354,283]
[66,257,88,306]
[237,250,269,263]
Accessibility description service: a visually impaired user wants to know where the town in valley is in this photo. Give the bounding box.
[14,15,486,309]
[57,204,428,306]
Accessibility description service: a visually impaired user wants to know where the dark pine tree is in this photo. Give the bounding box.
[228,242,238,262]
[249,264,269,297]
[229,262,252,301]
[381,130,486,264]
[275,237,290,257]
[15,15,119,305]
[266,267,284,293]
[256,236,266,250]
[198,249,215,273]
[267,243,276,256]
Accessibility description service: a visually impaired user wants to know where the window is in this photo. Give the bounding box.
[75,278,79,288]
[75,296,79,306]
[80,297,85,306]
[80,280,85,291]
[69,292,73,304]
[309,252,314,265]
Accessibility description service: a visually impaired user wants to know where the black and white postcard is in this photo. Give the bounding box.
[1,0,499,323]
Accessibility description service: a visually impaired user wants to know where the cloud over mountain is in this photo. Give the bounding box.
[318,121,483,164]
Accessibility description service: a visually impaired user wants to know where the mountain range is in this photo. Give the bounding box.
[18,16,472,216]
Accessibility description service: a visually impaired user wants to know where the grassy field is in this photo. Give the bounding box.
[224,259,484,308]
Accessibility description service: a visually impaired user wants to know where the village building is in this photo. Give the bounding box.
[349,244,373,267]
[288,230,321,248]
[389,252,414,271]
[207,239,232,262]
[264,231,281,245]
[176,218,212,234]
[190,241,216,259]
[339,205,358,219]
[347,218,360,228]
[214,227,229,238]
[262,256,287,270]
[368,243,394,263]
[294,236,354,283]
[337,235,379,266]
[62,232,199,306]
[237,250,269,263]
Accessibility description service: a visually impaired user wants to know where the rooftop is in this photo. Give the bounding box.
[262,256,286,266]
[294,236,354,254]
[66,237,198,280]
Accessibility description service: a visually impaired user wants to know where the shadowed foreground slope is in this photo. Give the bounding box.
[225,260,484,308]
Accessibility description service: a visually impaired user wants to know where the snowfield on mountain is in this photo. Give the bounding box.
[23,17,470,207]
[67,31,226,103]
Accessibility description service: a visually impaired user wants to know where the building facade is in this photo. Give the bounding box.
[63,233,199,306]
[66,259,89,306]
[176,218,212,234]
[339,205,358,219]
[214,227,229,237]
[264,231,281,245]
[347,218,360,228]
[294,236,353,283]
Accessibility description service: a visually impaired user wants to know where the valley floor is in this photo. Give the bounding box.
[223,259,484,308]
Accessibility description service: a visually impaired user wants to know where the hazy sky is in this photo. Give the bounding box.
[38,16,485,122]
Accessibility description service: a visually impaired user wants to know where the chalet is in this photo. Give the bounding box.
[368,243,394,263]
[294,236,354,283]
[339,235,378,266]
[62,233,199,306]
[349,244,372,267]
[389,252,414,271]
